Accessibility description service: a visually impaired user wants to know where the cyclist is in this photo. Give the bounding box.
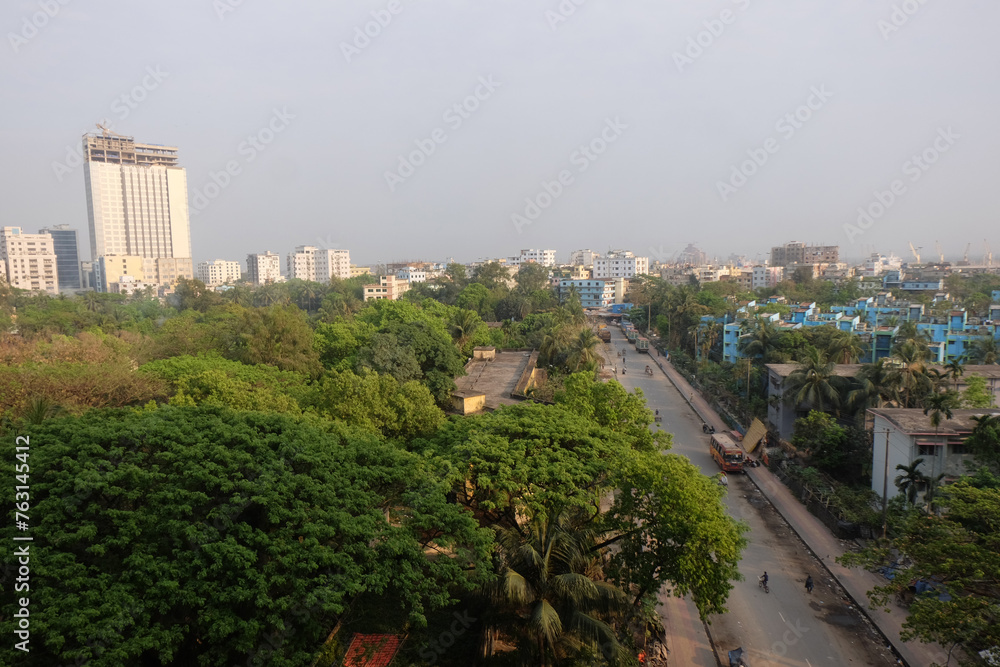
[805,575,814,594]
[760,572,769,588]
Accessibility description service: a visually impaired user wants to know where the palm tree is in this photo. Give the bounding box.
[20,396,61,425]
[449,309,483,352]
[847,359,900,413]
[923,390,959,433]
[299,283,318,312]
[782,347,843,414]
[81,290,101,313]
[739,315,784,364]
[891,339,931,408]
[478,512,631,666]
[945,356,966,391]
[894,459,927,507]
[827,328,865,364]
[968,335,999,364]
[566,329,601,372]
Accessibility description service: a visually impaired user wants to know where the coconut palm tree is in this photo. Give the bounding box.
[739,315,784,364]
[566,329,601,372]
[891,339,932,408]
[81,290,101,313]
[847,359,900,413]
[827,328,866,364]
[945,356,966,391]
[478,511,632,666]
[894,459,927,507]
[449,309,484,352]
[782,347,843,414]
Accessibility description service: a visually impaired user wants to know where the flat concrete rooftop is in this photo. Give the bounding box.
[454,350,533,410]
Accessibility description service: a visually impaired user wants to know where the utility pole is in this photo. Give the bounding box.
[880,428,891,540]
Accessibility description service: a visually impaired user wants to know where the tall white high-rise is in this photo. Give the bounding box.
[82,131,193,286]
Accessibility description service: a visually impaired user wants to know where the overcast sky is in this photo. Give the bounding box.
[2,0,998,267]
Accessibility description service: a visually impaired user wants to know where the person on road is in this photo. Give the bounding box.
[761,572,768,587]
[805,575,814,594]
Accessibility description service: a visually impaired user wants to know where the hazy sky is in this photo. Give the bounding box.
[3,0,998,267]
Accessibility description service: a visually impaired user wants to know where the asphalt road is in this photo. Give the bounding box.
[602,326,898,667]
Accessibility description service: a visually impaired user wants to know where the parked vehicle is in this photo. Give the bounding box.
[636,337,649,353]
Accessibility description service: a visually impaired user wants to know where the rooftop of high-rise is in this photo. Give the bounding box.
[82,132,179,167]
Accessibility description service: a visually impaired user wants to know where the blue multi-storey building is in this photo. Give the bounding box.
[709,293,999,365]
[558,279,616,308]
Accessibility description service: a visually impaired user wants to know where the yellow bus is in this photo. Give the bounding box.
[710,433,745,473]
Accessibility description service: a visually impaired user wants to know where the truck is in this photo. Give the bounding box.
[635,337,649,353]
[598,328,611,342]
[626,329,637,344]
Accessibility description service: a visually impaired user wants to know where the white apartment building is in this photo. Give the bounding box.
[861,253,903,278]
[287,246,318,281]
[0,227,59,295]
[396,266,426,283]
[316,249,351,281]
[569,249,599,267]
[752,266,784,290]
[592,251,649,279]
[247,252,282,285]
[82,132,193,285]
[197,260,242,286]
[519,249,557,267]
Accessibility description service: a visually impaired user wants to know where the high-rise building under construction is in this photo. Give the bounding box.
[82,130,193,290]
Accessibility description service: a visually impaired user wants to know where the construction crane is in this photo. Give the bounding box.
[908,242,921,265]
[935,241,945,263]
[963,242,971,265]
[95,122,129,139]
[986,240,993,267]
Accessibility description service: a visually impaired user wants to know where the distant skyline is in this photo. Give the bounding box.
[2,1,998,268]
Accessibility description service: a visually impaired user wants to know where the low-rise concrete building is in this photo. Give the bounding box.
[869,408,1000,502]
[363,275,410,301]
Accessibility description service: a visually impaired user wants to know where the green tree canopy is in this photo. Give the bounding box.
[0,406,491,666]
[417,400,747,620]
[839,480,1000,656]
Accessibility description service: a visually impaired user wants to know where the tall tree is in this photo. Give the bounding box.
[840,481,1000,658]
[782,347,843,414]
[565,328,601,372]
[847,359,900,413]
[478,511,632,666]
[738,315,784,364]
[891,339,932,408]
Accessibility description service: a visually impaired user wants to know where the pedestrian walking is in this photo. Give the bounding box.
[805,575,814,594]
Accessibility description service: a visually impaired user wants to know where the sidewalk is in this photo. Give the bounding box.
[654,355,951,667]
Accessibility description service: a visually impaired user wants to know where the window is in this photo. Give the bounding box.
[917,445,939,457]
[950,443,970,455]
